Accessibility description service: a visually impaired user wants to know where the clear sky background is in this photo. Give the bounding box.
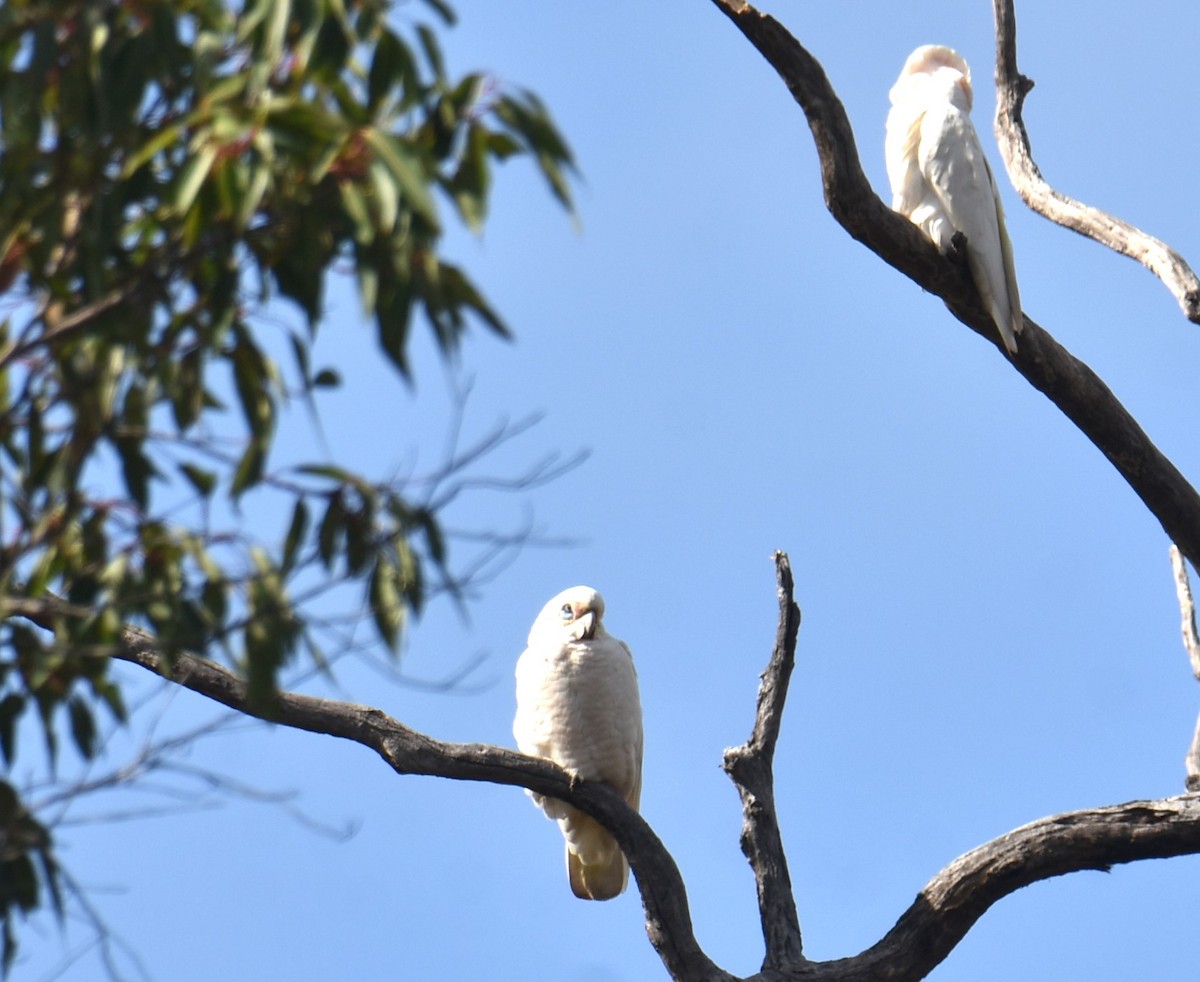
[19,2,1200,980]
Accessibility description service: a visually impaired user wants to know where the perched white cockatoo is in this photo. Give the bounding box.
[885,44,1023,355]
[514,586,643,901]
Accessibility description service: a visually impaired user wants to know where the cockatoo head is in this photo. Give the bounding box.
[891,44,973,111]
[529,586,607,645]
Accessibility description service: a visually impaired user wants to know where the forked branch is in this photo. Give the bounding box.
[992,0,1200,322]
[723,551,804,971]
[706,0,1200,575]
[23,555,1193,982]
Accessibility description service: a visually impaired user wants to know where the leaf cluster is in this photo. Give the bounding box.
[0,0,575,968]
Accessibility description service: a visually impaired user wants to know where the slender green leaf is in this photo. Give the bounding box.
[89,677,127,724]
[120,122,184,178]
[67,696,96,760]
[202,577,229,629]
[421,0,457,26]
[296,464,358,484]
[35,848,63,922]
[368,159,400,233]
[4,855,38,913]
[368,29,404,113]
[317,493,346,569]
[172,142,218,215]
[179,463,218,498]
[338,179,374,244]
[344,501,374,575]
[363,128,438,228]
[231,438,268,498]
[369,555,404,650]
[114,437,157,511]
[448,123,490,230]
[0,695,24,767]
[415,23,445,81]
[2,918,15,980]
[281,498,308,572]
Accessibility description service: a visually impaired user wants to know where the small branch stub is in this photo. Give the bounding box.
[1168,545,1200,791]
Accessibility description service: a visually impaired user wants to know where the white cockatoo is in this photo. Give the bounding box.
[514,586,643,901]
[885,44,1023,355]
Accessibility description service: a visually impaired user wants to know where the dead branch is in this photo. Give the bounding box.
[9,555,1184,981]
[991,0,1200,322]
[108,626,734,982]
[706,0,1200,577]
[15,4,1200,980]
[798,796,1200,982]
[723,552,804,972]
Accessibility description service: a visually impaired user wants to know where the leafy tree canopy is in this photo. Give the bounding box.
[0,0,574,969]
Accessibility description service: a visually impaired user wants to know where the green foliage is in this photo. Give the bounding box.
[0,780,59,978]
[0,0,575,961]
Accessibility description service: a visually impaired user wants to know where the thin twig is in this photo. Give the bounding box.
[992,0,1200,322]
[1169,546,1200,681]
[1168,545,1200,790]
[44,862,152,982]
[0,287,137,369]
[722,552,804,972]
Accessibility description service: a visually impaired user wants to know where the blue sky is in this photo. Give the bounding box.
[20,2,1200,980]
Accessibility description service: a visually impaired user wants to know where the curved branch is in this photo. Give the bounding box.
[23,584,1200,982]
[109,628,734,982]
[805,797,1200,981]
[707,0,1200,573]
[992,0,1200,322]
[723,551,804,971]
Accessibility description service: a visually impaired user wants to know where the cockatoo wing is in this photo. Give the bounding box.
[514,588,643,901]
[884,82,933,221]
[917,103,1022,355]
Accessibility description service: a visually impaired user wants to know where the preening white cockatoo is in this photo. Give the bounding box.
[514,586,643,901]
[885,44,1023,355]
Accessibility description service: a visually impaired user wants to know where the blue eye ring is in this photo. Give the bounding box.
[559,603,574,621]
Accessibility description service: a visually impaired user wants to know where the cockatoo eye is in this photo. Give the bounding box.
[559,603,574,621]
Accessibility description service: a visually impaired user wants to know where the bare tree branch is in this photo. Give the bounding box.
[706,0,1200,576]
[107,626,734,982]
[794,797,1200,982]
[722,552,804,972]
[700,4,1200,980]
[1168,545,1200,791]
[12,559,1189,981]
[991,0,1200,322]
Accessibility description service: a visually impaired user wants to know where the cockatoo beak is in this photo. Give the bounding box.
[574,609,597,641]
[957,76,973,111]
